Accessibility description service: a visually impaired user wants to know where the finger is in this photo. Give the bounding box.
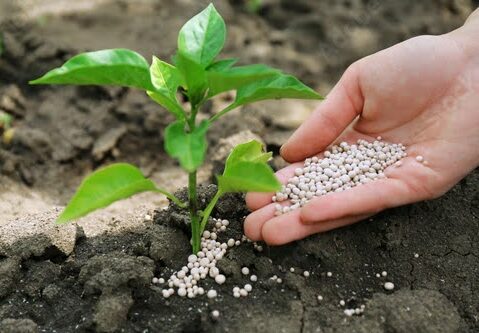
[261,211,372,245]
[280,63,364,163]
[245,162,303,211]
[243,203,277,241]
[300,177,413,224]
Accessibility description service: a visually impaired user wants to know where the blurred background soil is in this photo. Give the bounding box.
[0,0,477,332]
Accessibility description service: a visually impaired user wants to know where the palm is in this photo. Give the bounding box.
[357,35,479,195]
[244,35,479,245]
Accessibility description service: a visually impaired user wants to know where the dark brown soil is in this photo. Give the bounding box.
[1,179,478,332]
[0,0,478,332]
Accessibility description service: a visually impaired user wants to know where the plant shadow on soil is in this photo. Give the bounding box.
[1,173,478,333]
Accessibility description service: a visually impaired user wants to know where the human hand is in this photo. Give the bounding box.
[244,10,479,245]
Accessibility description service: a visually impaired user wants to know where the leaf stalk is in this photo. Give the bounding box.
[199,189,222,235]
[154,188,187,208]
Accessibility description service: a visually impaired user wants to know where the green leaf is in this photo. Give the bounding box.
[57,163,158,223]
[150,56,183,93]
[164,120,209,172]
[224,140,272,166]
[218,161,280,193]
[146,91,185,119]
[217,140,280,193]
[207,64,280,97]
[206,58,238,71]
[147,56,185,119]
[177,3,226,67]
[216,74,323,119]
[30,49,155,91]
[175,52,208,105]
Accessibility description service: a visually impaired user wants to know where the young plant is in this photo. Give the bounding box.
[30,4,322,253]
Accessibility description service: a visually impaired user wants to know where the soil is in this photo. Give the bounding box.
[0,0,478,332]
[1,181,478,332]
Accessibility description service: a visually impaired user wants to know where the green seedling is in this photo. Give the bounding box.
[30,4,322,253]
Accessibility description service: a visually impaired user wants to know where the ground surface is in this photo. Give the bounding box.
[0,0,478,332]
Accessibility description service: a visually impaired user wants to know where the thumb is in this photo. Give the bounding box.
[280,62,364,162]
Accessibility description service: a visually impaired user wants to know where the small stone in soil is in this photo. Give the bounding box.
[381,271,387,277]
[327,272,332,277]
[250,275,257,282]
[241,267,250,275]
[303,271,310,277]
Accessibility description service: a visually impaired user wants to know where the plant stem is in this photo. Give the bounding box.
[187,103,199,132]
[185,102,201,253]
[188,169,201,254]
[209,104,234,123]
[199,189,222,235]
